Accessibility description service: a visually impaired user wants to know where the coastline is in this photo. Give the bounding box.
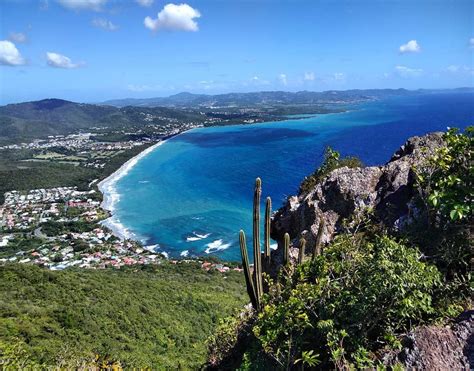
[97,131,186,241]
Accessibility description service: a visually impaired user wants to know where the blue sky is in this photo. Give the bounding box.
[0,0,473,104]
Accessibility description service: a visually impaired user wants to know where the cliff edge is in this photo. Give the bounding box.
[271,132,445,253]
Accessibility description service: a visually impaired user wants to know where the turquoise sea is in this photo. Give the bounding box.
[103,92,473,260]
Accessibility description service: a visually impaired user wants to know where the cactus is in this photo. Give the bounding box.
[253,178,264,308]
[298,237,306,265]
[312,218,325,260]
[283,233,290,265]
[264,197,272,271]
[239,230,258,309]
[238,178,266,311]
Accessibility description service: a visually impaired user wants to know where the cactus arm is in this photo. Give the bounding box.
[283,233,290,265]
[298,237,306,265]
[312,218,325,260]
[239,230,258,309]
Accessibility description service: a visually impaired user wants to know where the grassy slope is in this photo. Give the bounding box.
[0,263,246,368]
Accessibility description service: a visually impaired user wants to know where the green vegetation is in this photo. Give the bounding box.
[0,143,150,204]
[208,128,472,369]
[299,147,363,194]
[0,99,205,143]
[0,263,246,368]
[417,127,472,221]
[40,220,100,236]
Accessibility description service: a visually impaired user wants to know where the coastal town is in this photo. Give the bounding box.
[0,105,247,273]
[0,184,237,272]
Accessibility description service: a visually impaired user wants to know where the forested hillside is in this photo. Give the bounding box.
[0,262,246,368]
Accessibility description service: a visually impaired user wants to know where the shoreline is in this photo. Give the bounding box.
[94,110,349,245]
[97,131,187,241]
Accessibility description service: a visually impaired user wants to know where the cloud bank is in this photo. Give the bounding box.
[144,3,201,32]
[0,40,25,66]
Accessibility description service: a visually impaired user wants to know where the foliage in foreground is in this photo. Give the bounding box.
[208,127,472,369]
[0,262,246,368]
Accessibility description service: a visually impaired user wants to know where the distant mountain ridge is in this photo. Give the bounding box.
[1,88,472,144]
[0,98,203,143]
[101,88,473,108]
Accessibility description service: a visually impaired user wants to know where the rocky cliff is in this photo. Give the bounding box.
[271,132,445,257]
[268,132,473,369]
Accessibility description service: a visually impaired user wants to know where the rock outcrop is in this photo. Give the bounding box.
[271,132,445,256]
[381,310,473,370]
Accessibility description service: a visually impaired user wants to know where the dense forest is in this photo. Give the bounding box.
[0,262,246,368]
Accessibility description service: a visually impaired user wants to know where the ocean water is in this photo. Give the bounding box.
[105,92,473,260]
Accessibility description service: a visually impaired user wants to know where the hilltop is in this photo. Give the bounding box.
[0,99,204,143]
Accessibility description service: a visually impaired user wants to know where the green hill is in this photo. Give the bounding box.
[0,98,204,143]
[0,262,246,368]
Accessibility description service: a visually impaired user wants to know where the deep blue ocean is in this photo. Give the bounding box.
[107,92,473,260]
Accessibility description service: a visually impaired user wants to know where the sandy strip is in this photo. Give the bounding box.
[97,140,167,240]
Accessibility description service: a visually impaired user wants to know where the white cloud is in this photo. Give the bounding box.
[8,32,27,43]
[0,40,25,66]
[56,0,107,11]
[278,73,287,86]
[136,0,153,7]
[399,40,421,54]
[144,3,201,32]
[395,65,423,77]
[46,52,82,68]
[92,18,118,31]
[333,72,345,81]
[304,71,315,81]
[469,38,474,49]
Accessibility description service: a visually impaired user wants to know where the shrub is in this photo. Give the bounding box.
[299,147,363,194]
[247,234,440,369]
[410,127,472,298]
[416,126,473,222]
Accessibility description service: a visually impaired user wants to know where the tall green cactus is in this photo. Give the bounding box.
[298,237,306,265]
[238,178,266,311]
[253,178,263,308]
[264,197,272,270]
[239,230,258,309]
[312,218,325,260]
[283,233,290,265]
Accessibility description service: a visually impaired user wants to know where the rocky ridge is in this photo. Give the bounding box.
[271,132,445,257]
[269,131,472,369]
